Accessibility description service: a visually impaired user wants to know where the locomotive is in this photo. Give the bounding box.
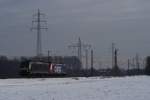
[19,60,66,76]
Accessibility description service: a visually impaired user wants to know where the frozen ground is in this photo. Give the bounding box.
[0,76,150,100]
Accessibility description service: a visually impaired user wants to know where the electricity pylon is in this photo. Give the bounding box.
[31,9,48,58]
[68,37,91,68]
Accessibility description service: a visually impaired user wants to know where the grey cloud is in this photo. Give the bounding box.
[0,0,150,60]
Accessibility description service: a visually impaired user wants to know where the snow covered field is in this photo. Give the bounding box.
[0,76,150,100]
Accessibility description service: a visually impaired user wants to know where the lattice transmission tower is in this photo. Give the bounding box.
[31,9,48,58]
[68,37,91,68]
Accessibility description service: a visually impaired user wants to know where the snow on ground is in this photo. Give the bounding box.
[0,76,150,100]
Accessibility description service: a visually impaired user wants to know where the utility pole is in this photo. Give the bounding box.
[114,49,118,68]
[31,9,48,58]
[143,58,146,68]
[111,43,118,68]
[85,49,88,70]
[132,57,135,69]
[78,38,82,63]
[128,59,130,71]
[111,43,120,76]
[91,49,94,76]
[112,43,115,68]
[48,50,51,63]
[127,59,130,75]
[136,53,140,71]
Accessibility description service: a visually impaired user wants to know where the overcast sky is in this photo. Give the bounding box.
[0,0,150,63]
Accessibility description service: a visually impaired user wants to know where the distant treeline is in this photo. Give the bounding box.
[0,56,20,78]
[0,55,82,78]
[0,55,150,78]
